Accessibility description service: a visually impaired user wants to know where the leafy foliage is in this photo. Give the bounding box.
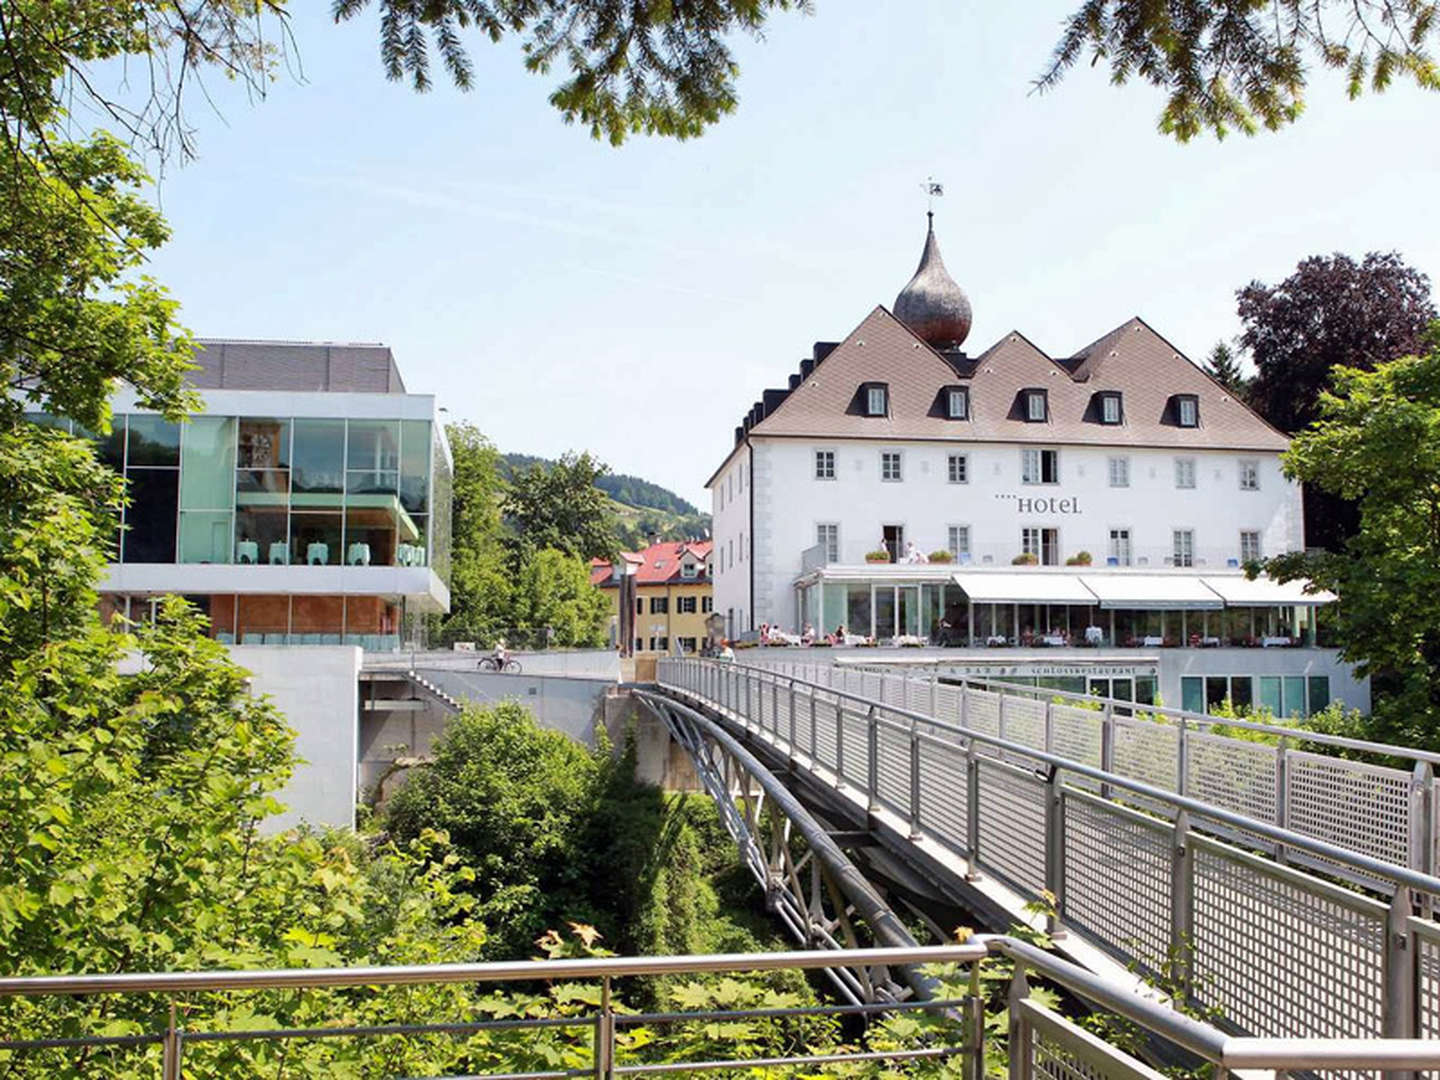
[503,450,620,562]
[332,0,812,144]
[1039,1,1440,141]
[1264,330,1440,745]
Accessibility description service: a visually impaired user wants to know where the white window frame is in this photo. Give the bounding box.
[1173,529,1195,568]
[1174,457,1196,489]
[1238,459,1259,491]
[880,451,903,482]
[947,525,971,559]
[817,523,839,563]
[947,387,969,419]
[1022,526,1060,565]
[1101,394,1122,424]
[1026,391,1047,422]
[1022,447,1059,485]
[1178,397,1198,427]
[866,386,887,416]
[1108,527,1133,566]
[1107,456,1130,488]
[1240,530,1262,563]
[814,449,836,480]
[947,453,968,484]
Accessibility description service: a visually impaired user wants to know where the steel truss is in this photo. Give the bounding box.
[633,690,933,1007]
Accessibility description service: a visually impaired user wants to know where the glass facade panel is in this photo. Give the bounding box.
[1307,676,1330,713]
[400,420,431,514]
[123,469,179,563]
[82,418,126,468]
[1259,676,1283,716]
[874,588,896,638]
[344,505,397,566]
[291,511,343,566]
[235,506,288,564]
[347,419,400,494]
[180,416,236,510]
[1181,676,1204,713]
[179,511,234,564]
[1284,676,1306,717]
[292,419,346,494]
[126,414,181,466]
[430,428,452,583]
[845,584,871,635]
[238,418,290,469]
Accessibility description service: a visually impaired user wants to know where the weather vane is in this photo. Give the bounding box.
[923,176,944,214]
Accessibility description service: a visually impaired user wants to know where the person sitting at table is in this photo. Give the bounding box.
[801,622,815,645]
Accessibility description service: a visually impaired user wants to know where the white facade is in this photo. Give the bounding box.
[716,438,1301,631]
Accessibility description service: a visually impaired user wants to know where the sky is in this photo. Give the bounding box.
[109,2,1440,509]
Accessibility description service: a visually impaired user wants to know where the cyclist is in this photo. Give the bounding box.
[490,638,510,671]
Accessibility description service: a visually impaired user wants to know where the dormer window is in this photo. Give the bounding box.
[1176,395,1199,428]
[1100,392,1123,425]
[1025,389,1048,422]
[946,387,969,420]
[681,561,698,579]
[864,383,889,417]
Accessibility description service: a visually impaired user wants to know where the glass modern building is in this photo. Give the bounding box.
[36,339,452,649]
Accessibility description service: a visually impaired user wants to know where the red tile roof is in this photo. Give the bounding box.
[591,540,713,587]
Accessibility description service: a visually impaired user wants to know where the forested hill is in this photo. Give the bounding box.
[501,453,710,546]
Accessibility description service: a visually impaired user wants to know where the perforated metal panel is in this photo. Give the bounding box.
[976,757,1048,895]
[875,719,912,816]
[1286,751,1410,869]
[917,732,968,854]
[1022,1002,1168,1080]
[964,689,1002,742]
[1186,730,1276,823]
[1191,837,1387,1041]
[838,707,870,789]
[1062,793,1172,967]
[1052,705,1104,769]
[1417,920,1440,1041]
[935,681,962,723]
[1001,694,1047,754]
[1112,718,1178,793]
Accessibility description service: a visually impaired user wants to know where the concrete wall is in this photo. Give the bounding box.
[421,669,614,746]
[230,645,361,831]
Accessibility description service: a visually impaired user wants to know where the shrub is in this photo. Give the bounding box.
[1012,552,1038,565]
[1066,551,1093,566]
[864,549,892,563]
[928,550,954,563]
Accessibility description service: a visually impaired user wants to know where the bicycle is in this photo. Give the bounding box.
[478,657,522,673]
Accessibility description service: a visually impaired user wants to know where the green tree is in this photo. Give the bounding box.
[1264,328,1440,745]
[1203,341,1249,398]
[1040,1,1440,141]
[384,701,600,957]
[441,421,512,641]
[508,547,612,647]
[504,451,620,563]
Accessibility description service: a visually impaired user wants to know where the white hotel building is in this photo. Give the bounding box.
[709,218,1367,716]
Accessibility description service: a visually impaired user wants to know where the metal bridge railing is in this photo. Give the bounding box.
[747,655,1439,898]
[6,939,1440,1079]
[656,657,1440,1052]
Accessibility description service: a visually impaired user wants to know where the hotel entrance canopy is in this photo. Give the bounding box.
[949,572,1098,605]
[1078,574,1223,610]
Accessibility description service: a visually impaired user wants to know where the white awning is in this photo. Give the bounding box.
[1079,574,1224,611]
[1200,575,1335,607]
[950,572,1098,605]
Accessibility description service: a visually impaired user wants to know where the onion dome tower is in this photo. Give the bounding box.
[894,212,972,351]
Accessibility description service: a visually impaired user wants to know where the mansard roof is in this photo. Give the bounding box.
[738,307,1286,452]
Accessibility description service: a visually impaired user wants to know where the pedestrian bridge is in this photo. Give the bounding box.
[645,656,1440,1051]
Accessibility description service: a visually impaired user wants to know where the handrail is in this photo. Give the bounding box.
[682,659,1440,897]
[831,657,1440,765]
[6,939,1440,1071]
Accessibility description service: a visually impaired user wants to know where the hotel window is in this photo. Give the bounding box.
[1176,395,1199,428]
[1107,456,1129,488]
[1023,526,1060,565]
[817,523,839,563]
[681,561,698,579]
[947,525,971,559]
[1108,528,1133,566]
[702,596,713,613]
[865,384,889,417]
[1173,529,1195,567]
[648,636,669,652]
[947,453,968,484]
[1025,389,1048,422]
[739,530,745,561]
[881,451,903,482]
[815,449,835,479]
[1022,447,1059,485]
[717,486,724,511]
[1238,459,1259,490]
[1100,392,1123,424]
[650,597,669,614]
[677,595,697,614]
[1174,457,1196,489]
[636,598,644,614]
[1240,530,1262,563]
[947,387,970,419]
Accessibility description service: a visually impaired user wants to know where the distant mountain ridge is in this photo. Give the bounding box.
[500,452,710,546]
